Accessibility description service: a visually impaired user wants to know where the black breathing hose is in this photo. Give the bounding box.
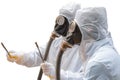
[56,49,64,80]
[56,41,72,80]
[37,32,58,80]
[37,16,69,80]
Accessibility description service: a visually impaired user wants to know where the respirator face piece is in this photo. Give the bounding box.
[65,21,82,45]
[56,15,65,25]
[54,15,69,36]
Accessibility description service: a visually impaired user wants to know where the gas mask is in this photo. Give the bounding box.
[54,15,69,36]
[65,21,82,45]
[55,21,82,80]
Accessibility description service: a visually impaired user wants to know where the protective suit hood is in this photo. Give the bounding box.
[59,2,81,23]
[75,7,113,61]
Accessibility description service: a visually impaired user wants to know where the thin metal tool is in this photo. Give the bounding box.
[1,42,11,57]
[35,42,44,62]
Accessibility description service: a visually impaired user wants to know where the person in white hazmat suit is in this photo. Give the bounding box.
[40,7,120,80]
[6,2,82,79]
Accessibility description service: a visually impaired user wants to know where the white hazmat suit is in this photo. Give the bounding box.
[41,7,120,80]
[7,2,82,80]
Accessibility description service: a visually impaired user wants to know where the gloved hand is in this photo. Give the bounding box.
[7,51,24,64]
[41,62,55,79]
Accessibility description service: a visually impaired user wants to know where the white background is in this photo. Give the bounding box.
[0,0,120,80]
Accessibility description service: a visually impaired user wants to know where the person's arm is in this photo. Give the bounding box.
[27,37,63,67]
[41,61,111,80]
[7,45,46,67]
[84,61,111,80]
[20,46,46,67]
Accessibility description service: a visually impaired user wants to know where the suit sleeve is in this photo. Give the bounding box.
[60,61,111,80]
